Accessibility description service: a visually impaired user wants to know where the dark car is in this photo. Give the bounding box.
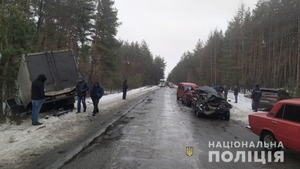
[251,88,291,111]
[176,82,198,102]
[192,86,232,120]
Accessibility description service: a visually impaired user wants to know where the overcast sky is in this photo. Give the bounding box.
[114,0,258,77]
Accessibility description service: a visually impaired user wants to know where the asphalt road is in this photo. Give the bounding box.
[61,87,300,169]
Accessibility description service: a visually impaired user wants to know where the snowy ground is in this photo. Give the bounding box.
[0,87,257,169]
[227,91,255,124]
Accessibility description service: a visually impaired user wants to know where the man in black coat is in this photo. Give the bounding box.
[31,74,47,125]
[251,84,262,112]
[224,85,228,101]
[76,77,89,113]
[234,85,239,103]
[90,82,104,116]
[122,79,128,100]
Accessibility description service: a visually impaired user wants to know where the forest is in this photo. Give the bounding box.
[1,0,300,108]
[167,0,300,96]
[0,0,166,105]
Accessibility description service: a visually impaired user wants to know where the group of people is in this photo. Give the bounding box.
[213,84,262,112]
[216,84,239,103]
[232,84,262,112]
[75,77,104,116]
[30,74,128,126]
[212,84,229,100]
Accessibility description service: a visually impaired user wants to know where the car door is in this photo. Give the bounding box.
[273,104,300,151]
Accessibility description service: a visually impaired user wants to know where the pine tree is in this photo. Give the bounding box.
[0,2,35,106]
[90,0,120,86]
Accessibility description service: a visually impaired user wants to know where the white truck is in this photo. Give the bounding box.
[6,50,79,113]
[159,79,166,87]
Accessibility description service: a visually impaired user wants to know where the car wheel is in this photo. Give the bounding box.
[187,100,192,107]
[224,111,230,121]
[196,108,204,118]
[192,102,196,113]
[196,110,200,117]
[261,132,281,152]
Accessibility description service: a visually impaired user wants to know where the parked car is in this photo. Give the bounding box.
[176,82,198,101]
[182,85,199,107]
[192,86,232,120]
[251,88,291,111]
[247,99,300,152]
[167,82,175,88]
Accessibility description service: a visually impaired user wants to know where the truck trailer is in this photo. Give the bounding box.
[6,50,79,113]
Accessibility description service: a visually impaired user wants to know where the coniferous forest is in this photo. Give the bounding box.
[1,0,300,109]
[167,0,300,96]
[0,0,166,106]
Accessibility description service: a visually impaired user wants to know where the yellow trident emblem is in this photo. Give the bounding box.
[186,146,194,157]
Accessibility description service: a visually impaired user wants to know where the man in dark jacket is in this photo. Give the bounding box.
[224,85,228,101]
[31,74,47,125]
[122,79,128,100]
[76,77,89,113]
[234,85,239,103]
[90,82,104,116]
[251,84,262,112]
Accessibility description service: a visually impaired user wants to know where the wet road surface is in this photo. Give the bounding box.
[62,88,300,169]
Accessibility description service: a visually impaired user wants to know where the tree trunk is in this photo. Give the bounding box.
[297,1,300,95]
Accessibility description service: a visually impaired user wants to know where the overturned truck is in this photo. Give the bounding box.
[6,50,79,113]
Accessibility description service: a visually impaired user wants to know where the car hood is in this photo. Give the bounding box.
[195,86,218,95]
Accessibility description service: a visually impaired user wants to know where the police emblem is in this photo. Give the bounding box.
[186,146,193,157]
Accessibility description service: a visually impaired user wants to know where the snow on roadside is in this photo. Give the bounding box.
[227,92,259,125]
[0,86,258,169]
[0,86,159,169]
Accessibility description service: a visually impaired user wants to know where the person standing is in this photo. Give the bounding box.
[224,85,228,101]
[76,77,89,113]
[31,74,47,126]
[234,85,239,103]
[90,82,104,116]
[122,79,128,100]
[218,85,224,98]
[251,84,262,112]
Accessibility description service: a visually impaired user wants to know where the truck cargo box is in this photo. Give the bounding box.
[15,50,79,111]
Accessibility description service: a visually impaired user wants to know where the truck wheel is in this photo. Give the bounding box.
[261,132,281,151]
[63,103,74,110]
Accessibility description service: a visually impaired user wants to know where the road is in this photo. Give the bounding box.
[59,87,300,169]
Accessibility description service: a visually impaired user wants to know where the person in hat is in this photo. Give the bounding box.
[31,74,47,125]
[122,79,128,100]
[90,82,104,116]
[251,84,262,112]
[76,77,89,113]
